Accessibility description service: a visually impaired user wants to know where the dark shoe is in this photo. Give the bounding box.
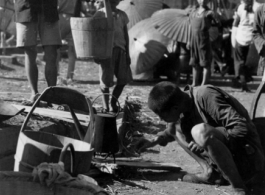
[232,188,249,195]
[182,170,228,185]
[241,85,251,93]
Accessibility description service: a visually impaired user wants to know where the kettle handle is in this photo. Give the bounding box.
[91,93,121,117]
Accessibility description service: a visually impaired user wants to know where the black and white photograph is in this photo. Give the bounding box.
[0,0,265,194]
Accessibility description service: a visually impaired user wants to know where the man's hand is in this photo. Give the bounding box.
[188,141,204,153]
[135,136,162,153]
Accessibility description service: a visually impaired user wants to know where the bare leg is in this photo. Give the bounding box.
[192,123,246,189]
[192,66,201,86]
[110,84,125,112]
[66,45,76,80]
[43,45,58,86]
[24,46,38,99]
[175,131,223,184]
[100,86,110,111]
[201,66,210,86]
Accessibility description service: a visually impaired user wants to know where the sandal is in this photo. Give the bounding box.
[22,93,41,106]
[22,93,51,108]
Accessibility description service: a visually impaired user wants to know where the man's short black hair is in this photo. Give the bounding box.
[148,81,184,114]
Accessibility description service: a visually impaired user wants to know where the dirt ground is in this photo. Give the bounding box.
[1,56,265,195]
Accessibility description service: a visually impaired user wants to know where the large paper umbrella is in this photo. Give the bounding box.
[117,0,164,29]
[151,8,191,43]
[129,18,171,74]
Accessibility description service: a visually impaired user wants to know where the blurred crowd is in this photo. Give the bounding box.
[154,0,265,92]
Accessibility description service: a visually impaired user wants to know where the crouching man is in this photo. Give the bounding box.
[137,81,264,195]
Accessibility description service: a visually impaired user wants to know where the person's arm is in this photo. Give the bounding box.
[156,122,178,146]
[186,22,192,50]
[158,122,202,153]
[135,120,196,152]
[135,122,177,153]
[253,5,265,56]
[231,9,240,48]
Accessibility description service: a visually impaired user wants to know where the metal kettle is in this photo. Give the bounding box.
[89,94,121,157]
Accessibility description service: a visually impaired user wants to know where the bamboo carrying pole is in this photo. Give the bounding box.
[103,0,114,29]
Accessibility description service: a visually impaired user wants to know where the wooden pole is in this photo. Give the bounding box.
[249,73,265,120]
[103,0,114,29]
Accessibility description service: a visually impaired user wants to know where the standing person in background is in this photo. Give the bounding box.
[0,2,16,48]
[253,2,265,79]
[231,0,260,92]
[57,0,82,84]
[93,0,132,113]
[14,0,61,105]
[188,0,219,86]
[57,0,104,85]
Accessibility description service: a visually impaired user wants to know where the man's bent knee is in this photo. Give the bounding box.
[191,123,216,147]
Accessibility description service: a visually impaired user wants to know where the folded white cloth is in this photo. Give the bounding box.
[32,162,74,186]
